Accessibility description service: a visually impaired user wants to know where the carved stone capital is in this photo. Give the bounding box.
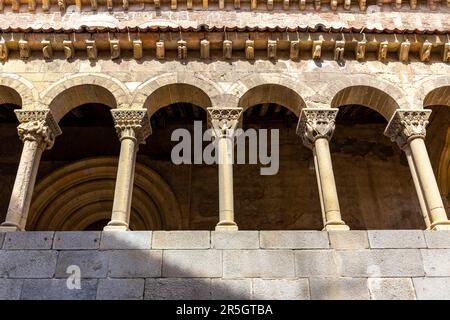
[384,109,430,149]
[207,107,243,138]
[296,108,338,149]
[111,109,152,144]
[15,110,61,150]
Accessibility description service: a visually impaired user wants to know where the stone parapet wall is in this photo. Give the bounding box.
[0,230,449,300]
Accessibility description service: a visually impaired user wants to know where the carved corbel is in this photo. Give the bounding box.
[314,0,321,10]
[42,40,53,59]
[154,0,160,8]
[28,0,36,11]
[187,0,193,9]
[107,0,113,11]
[58,0,66,11]
[86,40,97,60]
[171,0,177,9]
[344,0,351,10]
[267,40,277,59]
[267,0,273,10]
[123,0,129,10]
[75,0,81,11]
[12,0,20,12]
[378,41,389,61]
[395,0,402,9]
[251,0,257,9]
[90,0,98,10]
[245,40,255,60]
[234,0,240,9]
[0,40,8,61]
[443,43,450,62]
[331,0,338,10]
[0,0,4,11]
[290,40,300,60]
[312,40,322,60]
[156,40,165,59]
[201,39,210,59]
[110,39,121,60]
[355,40,366,60]
[299,0,306,10]
[398,41,410,62]
[359,0,366,10]
[42,0,50,10]
[177,40,187,60]
[19,40,30,60]
[63,40,74,60]
[219,0,224,9]
[133,40,143,59]
[410,0,417,8]
[283,0,289,10]
[203,0,208,9]
[428,0,436,10]
[334,40,345,61]
[223,40,232,59]
[420,41,432,62]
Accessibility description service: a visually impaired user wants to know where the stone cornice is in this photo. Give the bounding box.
[0,31,449,62]
[0,0,448,13]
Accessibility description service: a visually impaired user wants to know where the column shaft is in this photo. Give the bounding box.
[105,135,138,230]
[216,134,237,231]
[1,140,43,231]
[409,138,450,229]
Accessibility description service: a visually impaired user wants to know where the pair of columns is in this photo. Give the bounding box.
[1,107,449,232]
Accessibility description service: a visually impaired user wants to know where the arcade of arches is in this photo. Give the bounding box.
[0,77,449,232]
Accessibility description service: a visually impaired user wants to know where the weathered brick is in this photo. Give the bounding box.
[53,232,101,250]
[424,231,450,248]
[152,231,210,249]
[100,231,152,250]
[329,231,369,250]
[368,278,416,300]
[108,250,162,278]
[97,279,145,300]
[368,230,426,249]
[310,278,369,300]
[3,232,54,250]
[421,249,450,276]
[211,231,259,249]
[0,279,23,300]
[252,279,310,300]
[336,249,424,277]
[413,277,450,300]
[144,278,211,300]
[163,250,222,278]
[55,251,109,278]
[260,231,329,249]
[21,279,98,300]
[223,250,295,278]
[295,250,338,277]
[211,279,252,299]
[0,250,57,278]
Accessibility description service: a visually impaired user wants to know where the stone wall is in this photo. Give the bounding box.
[0,230,449,300]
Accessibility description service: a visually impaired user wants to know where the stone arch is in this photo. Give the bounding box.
[417,76,450,108]
[132,73,223,117]
[0,74,37,109]
[328,75,408,120]
[27,157,182,231]
[40,74,131,122]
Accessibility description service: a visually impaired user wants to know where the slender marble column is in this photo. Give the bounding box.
[207,107,242,231]
[297,108,350,231]
[104,109,151,231]
[0,110,61,231]
[385,109,450,230]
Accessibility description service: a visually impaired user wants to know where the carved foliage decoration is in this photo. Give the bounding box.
[297,108,338,149]
[111,109,152,145]
[384,110,431,149]
[207,108,243,138]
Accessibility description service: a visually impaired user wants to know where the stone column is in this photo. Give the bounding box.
[207,107,243,231]
[385,109,450,230]
[297,108,350,231]
[104,109,151,231]
[0,110,61,232]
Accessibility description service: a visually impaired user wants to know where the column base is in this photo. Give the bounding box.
[323,224,350,231]
[215,221,239,232]
[103,225,129,231]
[429,220,450,231]
[0,225,21,232]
